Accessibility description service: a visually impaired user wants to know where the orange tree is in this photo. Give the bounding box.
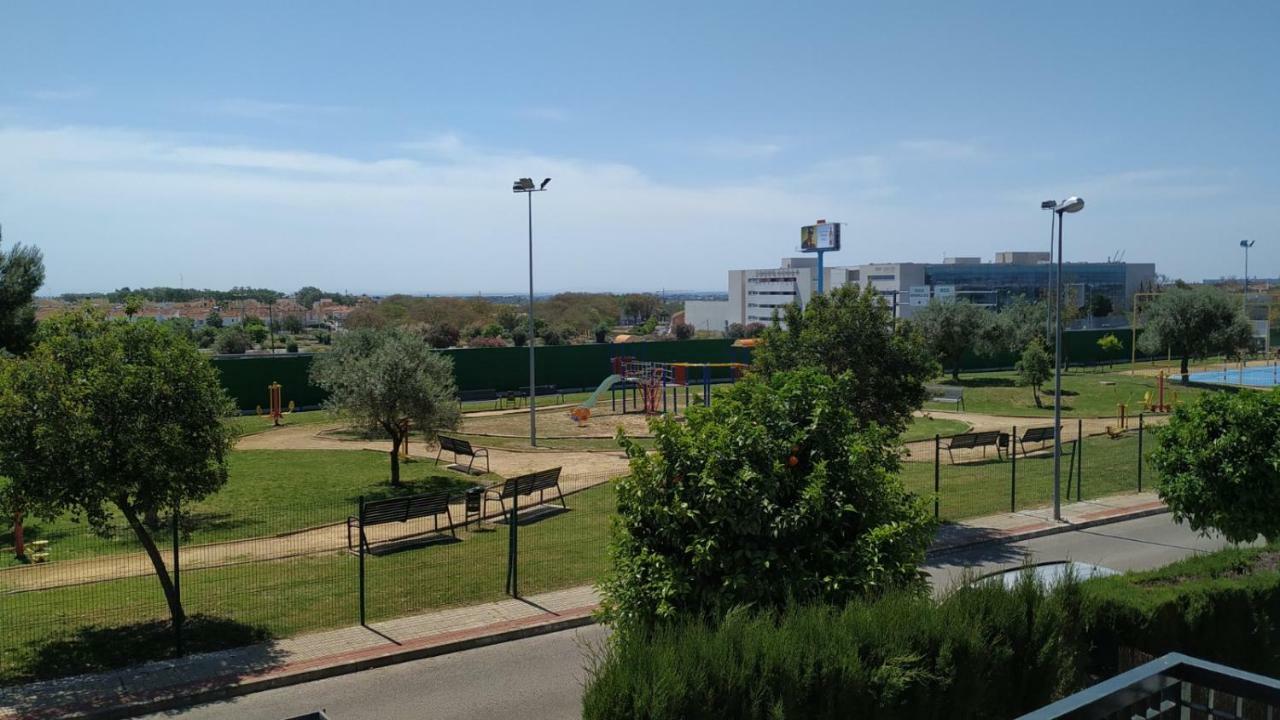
[603,368,936,630]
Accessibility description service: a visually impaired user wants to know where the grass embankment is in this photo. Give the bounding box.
[924,368,1213,418]
[1,450,492,567]
[0,482,616,685]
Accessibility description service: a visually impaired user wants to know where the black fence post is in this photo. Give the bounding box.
[1137,413,1144,492]
[172,501,183,656]
[1077,417,1084,500]
[507,489,520,597]
[358,495,366,626]
[933,434,940,521]
[1010,426,1017,513]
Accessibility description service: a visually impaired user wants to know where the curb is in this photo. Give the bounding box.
[927,503,1169,558]
[14,608,598,720]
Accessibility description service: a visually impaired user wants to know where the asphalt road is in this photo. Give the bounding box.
[143,513,1234,720]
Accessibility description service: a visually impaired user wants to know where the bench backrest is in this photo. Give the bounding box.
[361,490,452,526]
[926,384,964,401]
[497,467,563,499]
[1021,426,1059,442]
[459,389,498,402]
[438,435,475,456]
[519,385,558,396]
[948,430,1003,448]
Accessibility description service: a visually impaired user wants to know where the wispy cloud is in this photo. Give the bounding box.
[698,138,785,160]
[899,139,983,160]
[30,87,94,101]
[399,133,468,158]
[518,106,569,122]
[208,98,352,121]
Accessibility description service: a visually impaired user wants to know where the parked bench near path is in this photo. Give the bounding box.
[926,384,965,411]
[942,430,1008,464]
[1016,425,1061,457]
[436,434,490,475]
[347,490,455,553]
[485,467,566,518]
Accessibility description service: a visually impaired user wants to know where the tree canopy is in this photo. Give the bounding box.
[603,368,936,630]
[0,235,46,355]
[0,309,235,626]
[310,327,461,485]
[1137,286,1253,382]
[753,284,938,433]
[910,299,990,381]
[1151,390,1280,543]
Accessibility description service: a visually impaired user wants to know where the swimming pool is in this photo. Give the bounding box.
[1188,364,1280,389]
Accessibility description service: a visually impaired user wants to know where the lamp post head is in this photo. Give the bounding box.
[540,178,552,190]
[512,177,535,192]
[1241,240,1255,248]
[1055,196,1085,214]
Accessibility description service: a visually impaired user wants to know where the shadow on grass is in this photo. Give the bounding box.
[0,615,279,694]
[945,377,1017,388]
[368,533,461,557]
[351,473,483,504]
[493,505,570,526]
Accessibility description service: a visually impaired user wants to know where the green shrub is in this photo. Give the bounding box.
[1151,389,1280,543]
[584,578,1084,720]
[602,368,935,630]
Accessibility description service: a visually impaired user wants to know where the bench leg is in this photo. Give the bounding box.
[467,455,476,474]
[445,506,456,538]
[947,448,955,465]
[435,447,443,466]
[555,483,567,510]
[346,519,354,551]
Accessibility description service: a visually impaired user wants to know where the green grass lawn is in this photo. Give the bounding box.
[0,482,616,685]
[924,368,1215,418]
[899,431,1152,521]
[2,450,493,567]
[225,409,339,437]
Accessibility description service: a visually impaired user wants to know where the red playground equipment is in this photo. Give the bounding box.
[609,356,748,415]
[268,382,284,426]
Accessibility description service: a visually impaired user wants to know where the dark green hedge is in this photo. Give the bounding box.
[583,544,1280,720]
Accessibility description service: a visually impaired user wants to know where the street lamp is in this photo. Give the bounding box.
[1042,200,1058,339]
[1051,196,1084,521]
[1241,240,1255,315]
[512,177,551,447]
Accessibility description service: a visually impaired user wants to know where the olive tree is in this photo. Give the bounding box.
[1015,339,1053,408]
[0,309,235,626]
[0,236,45,355]
[1150,390,1280,543]
[911,298,991,382]
[1137,286,1253,383]
[310,327,461,486]
[753,284,938,434]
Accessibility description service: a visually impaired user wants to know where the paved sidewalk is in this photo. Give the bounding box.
[0,493,1166,720]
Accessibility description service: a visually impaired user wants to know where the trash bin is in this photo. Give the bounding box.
[465,486,484,528]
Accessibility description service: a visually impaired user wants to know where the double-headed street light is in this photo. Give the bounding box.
[1051,196,1084,521]
[512,177,551,447]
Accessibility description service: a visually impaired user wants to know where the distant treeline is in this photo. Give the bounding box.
[58,286,360,308]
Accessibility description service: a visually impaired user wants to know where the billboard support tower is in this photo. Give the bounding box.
[800,220,842,294]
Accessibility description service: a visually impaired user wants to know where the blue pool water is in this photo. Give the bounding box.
[1188,365,1280,388]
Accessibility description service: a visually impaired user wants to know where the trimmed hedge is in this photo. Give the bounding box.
[583,545,1280,719]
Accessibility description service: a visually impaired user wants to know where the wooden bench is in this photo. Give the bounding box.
[943,430,1007,463]
[436,434,490,474]
[926,384,965,410]
[1016,425,1060,457]
[458,388,501,410]
[484,467,565,518]
[347,490,455,553]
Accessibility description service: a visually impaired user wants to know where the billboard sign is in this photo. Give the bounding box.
[908,286,931,306]
[933,285,956,301]
[799,223,841,253]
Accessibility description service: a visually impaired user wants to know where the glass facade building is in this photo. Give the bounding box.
[924,262,1154,310]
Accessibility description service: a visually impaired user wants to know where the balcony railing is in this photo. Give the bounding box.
[1018,653,1280,720]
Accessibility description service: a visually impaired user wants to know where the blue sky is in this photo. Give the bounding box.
[2,1,1277,295]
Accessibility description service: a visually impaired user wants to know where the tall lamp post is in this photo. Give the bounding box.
[1241,240,1255,316]
[1042,200,1058,339]
[512,177,551,447]
[1051,196,1084,521]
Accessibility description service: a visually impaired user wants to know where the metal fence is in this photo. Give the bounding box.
[905,414,1157,522]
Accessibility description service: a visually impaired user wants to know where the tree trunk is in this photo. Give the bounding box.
[12,511,24,560]
[1032,386,1042,408]
[117,498,184,627]
[951,366,960,382]
[1180,355,1190,385]
[389,433,402,487]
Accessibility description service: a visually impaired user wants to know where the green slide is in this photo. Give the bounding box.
[579,374,624,410]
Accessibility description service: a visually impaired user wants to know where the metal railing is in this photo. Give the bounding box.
[1018,653,1280,720]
